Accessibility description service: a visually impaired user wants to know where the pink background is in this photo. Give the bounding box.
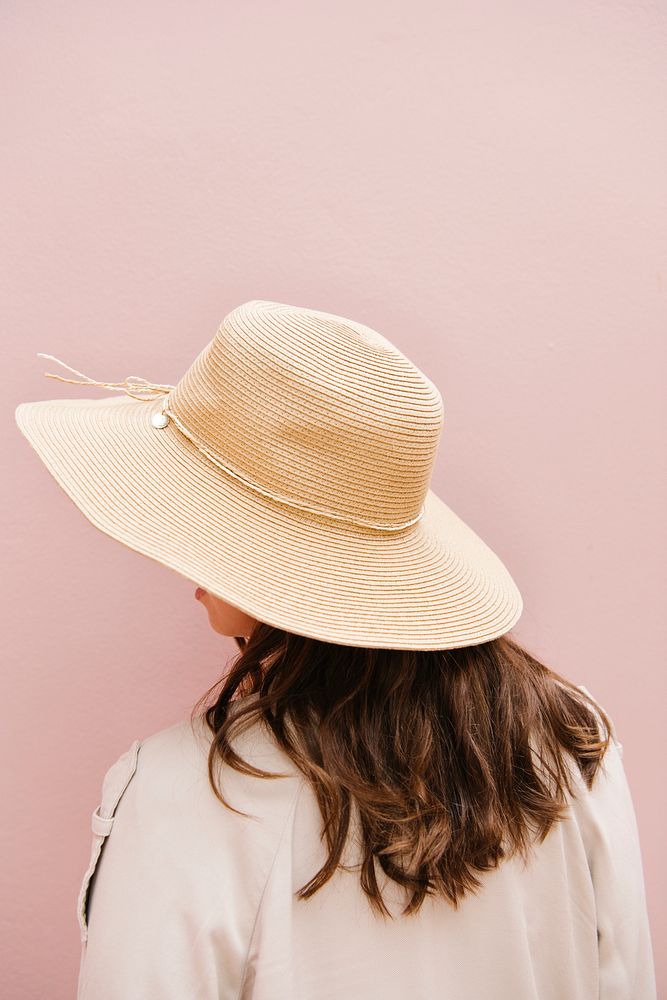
[3,1,665,996]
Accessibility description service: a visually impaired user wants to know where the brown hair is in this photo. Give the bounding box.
[191,625,614,919]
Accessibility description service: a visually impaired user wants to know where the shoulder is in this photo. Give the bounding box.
[126,703,306,838]
[559,687,656,994]
[551,680,624,778]
[78,708,307,995]
[82,704,306,931]
[573,683,623,758]
[87,700,307,891]
[559,683,638,855]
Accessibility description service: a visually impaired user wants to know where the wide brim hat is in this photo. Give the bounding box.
[14,299,523,650]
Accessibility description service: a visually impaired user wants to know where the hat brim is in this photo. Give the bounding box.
[15,394,522,650]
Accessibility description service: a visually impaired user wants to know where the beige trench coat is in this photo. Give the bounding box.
[76,686,657,999]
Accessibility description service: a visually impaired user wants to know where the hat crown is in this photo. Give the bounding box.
[168,300,444,529]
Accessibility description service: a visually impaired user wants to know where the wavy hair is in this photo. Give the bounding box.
[190,625,613,919]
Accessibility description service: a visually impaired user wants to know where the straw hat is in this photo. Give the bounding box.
[14,299,522,650]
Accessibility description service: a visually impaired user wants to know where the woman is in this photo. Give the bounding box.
[15,299,656,999]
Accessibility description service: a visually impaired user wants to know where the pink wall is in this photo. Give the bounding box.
[3,1,665,996]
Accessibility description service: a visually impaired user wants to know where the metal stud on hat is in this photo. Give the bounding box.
[150,409,170,429]
[15,300,524,650]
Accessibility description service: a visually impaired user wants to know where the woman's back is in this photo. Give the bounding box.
[77,684,656,1000]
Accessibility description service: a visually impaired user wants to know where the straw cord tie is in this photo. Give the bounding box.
[37,353,176,401]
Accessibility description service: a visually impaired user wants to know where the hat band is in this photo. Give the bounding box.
[155,398,425,533]
[38,353,426,534]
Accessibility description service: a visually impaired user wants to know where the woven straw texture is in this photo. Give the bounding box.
[14,299,522,650]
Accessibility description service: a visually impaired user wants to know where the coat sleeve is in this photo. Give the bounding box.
[574,685,657,1000]
[75,732,253,1000]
